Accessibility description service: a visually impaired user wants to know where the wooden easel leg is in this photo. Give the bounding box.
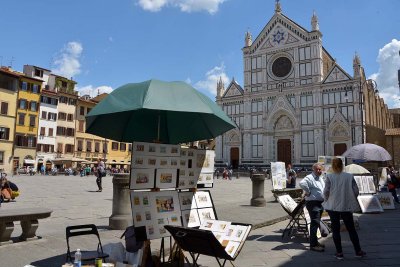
[140,240,151,267]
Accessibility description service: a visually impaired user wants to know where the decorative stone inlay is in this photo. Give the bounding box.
[275,115,293,130]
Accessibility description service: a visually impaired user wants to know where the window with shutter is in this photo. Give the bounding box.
[0,151,4,164]
[87,141,92,152]
[103,143,108,153]
[40,127,45,135]
[79,120,84,132]
[0,127,10,140]
[42,111,47,119]
[0,102,8,115]
[18,113,25,125]
[29,115,36,127]
[78,140,83,151]
[120,143,126,151]
[112,142,118,150]
[57,143,63,153]
[48,128,53,137]
[95,142,100,152]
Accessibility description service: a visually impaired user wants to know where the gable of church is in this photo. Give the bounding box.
[223,81,244,98]
[252,14,309,53]
[328,108,350,139]
[323,64,352,83]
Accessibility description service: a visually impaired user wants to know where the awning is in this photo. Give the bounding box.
[52,157,88,163]
[24,159,35,164]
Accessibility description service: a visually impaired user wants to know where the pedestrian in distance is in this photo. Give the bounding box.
[299,163,326,252]
[96,158,105,192]
[323,158,366,260]
[387,166,400,203]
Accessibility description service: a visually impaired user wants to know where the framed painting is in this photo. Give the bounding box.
[195,150,215,173]
[130,168,155,190]
[376,192,395,209]
[155,169,178,189]
[133,142,147,154]
[365,176,376,194]
[178,191,197,210]
[198,207,216,224]
[194,191,213,208]
[177,176,198,189]
[131,155,146,168]
[277,194,298,214]
[357,195,384,213]
[197,172,214,184]
[181,209,200,228]
[354,176,365,194]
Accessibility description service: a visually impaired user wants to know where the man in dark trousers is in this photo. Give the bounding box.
[299,163,325,252]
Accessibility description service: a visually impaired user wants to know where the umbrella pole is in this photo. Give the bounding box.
[157,114,160,142]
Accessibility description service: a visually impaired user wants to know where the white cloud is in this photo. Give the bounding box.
[137,0,168,12]
[136,0,226,14]
[369,39,400,108]
[76,85,113,97]
[195,63,229,95]
[52,41,83,79]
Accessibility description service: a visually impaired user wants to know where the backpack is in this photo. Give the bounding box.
[120,226,144,253]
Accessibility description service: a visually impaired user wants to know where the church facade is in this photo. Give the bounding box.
[215,2,393,169]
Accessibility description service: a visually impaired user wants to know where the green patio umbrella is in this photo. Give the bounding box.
[85,79,236,144]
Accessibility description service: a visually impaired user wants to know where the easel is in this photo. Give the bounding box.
[281,198,309,239]
[165,225,248,267]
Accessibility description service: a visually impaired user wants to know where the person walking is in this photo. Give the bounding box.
[299,163,325,252]
[323,158,366,259]
[96,158,105,192]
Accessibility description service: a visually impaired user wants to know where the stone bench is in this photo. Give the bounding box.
[0,208,52,245]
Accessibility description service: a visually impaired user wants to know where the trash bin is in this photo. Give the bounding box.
[250,173,266,207]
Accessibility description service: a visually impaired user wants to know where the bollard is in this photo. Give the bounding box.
[250,173,266,207]
[109,173,133,230]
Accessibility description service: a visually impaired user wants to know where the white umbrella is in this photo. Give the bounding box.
[344,164,370,174]
[342,143,392,162]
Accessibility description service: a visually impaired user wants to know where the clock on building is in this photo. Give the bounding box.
[271,56,292,78]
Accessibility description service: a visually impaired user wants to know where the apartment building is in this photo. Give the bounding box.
[50,74,78,159]
[0,67,19,173]
[14,73,42,170]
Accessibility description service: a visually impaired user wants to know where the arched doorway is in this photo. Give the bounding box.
[334,143,347,156]
[277,139,291,165]
[230,147,239,169]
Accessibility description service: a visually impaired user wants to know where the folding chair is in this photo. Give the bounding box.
[280,197,308,239]
[66,224,109,263]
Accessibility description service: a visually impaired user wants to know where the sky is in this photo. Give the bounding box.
[1,0,400,108]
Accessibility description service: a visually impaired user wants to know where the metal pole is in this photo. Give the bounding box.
[359,78,365,144]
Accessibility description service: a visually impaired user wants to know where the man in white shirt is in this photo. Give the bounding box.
[299,163,325,252]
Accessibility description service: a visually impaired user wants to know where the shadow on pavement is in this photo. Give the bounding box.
[31,253,66,267]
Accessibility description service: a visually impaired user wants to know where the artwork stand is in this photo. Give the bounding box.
[279,197,308,239]
[165,224,249,267]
